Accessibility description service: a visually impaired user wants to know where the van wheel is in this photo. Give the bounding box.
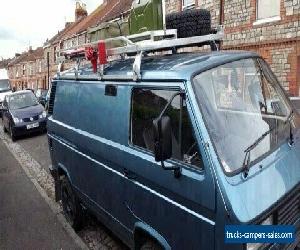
[140,240,163,250]
[61,176,83,231]
[3,124,7,133]
[166,9,211,38]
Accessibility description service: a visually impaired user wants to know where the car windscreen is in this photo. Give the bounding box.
[193,58,292,174]
[0,79,10,92]
[8,92,39,110]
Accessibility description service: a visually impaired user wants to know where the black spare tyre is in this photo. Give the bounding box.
[166,9,211,38]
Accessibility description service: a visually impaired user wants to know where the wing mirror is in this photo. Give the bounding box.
[152,91,184,178]
[153,116,172,162]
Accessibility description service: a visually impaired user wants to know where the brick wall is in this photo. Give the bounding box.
[166,0,300,95]
[165,0,181,13]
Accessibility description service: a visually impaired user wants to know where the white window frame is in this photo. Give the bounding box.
[29,64,33,75]
[38,60,42,73]
[254,0,281,25]
[182,0,195,10]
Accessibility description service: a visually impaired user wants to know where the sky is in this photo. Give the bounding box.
[0,0,102,59]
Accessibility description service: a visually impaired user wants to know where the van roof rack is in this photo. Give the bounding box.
[56,26,224,81]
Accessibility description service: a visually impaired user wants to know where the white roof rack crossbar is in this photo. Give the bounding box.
[57,26,224,81]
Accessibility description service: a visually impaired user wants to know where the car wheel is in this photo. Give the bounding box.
[61,176,83,231]
[140,240,162,250]
[9,124,16,142]
[166,9,211,38]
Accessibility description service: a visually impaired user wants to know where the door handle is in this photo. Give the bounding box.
[123,168,137,180]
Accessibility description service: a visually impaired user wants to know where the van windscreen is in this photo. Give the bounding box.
[193,58,293,174]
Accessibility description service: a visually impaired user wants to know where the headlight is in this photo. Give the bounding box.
[39,111,47,119]
[13,117,22,123]
[246,243,262,250]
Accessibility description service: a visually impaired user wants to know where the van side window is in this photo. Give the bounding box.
[131,88,203,169]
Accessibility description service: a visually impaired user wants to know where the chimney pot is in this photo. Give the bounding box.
[75,1,87,21]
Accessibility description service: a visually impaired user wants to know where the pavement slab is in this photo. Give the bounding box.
[0,139,83,250]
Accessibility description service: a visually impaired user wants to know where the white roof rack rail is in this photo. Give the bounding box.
[57,26,224,81]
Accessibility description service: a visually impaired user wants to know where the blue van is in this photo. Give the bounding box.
[47,51,300,250]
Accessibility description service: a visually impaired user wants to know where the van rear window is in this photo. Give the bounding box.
[53,82,79,125]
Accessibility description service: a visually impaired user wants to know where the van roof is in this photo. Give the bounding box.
[61,51,259,82]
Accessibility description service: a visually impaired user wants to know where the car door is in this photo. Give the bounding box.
[120,85,216,249]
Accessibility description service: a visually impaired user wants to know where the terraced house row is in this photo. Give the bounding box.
[6,0,300,95]
[7,0,132,91]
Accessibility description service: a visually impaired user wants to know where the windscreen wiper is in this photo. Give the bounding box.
[285,110,294,146]
[243,111,294,177]
[242,126,275,178]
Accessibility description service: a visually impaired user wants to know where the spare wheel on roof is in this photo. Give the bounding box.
[166,9,211,38]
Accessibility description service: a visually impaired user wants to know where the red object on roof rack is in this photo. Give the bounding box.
[85,47,98,72]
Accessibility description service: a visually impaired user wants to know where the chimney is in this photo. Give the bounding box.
[75,1,88,22]
[65,22,73,28]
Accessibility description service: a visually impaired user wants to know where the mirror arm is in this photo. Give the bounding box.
[158,91,185,120]
[161,161,182,178]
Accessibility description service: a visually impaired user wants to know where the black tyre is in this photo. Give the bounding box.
[166,9,211,38]
[9,124,16,142]
[3,123,7,133]
[140,240,162,250]
[61,176,83,231]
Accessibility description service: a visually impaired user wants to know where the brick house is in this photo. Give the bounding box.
[61,0,132,51]
[6,0,134,90]
[43,0,132,83]
[165,0,300,96]
[6,1,86,91]
[7,47,46,90]
[43,2,88,87]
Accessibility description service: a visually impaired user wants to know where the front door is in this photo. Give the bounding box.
[120,86,216,249]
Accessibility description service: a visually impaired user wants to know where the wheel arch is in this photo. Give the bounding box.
[53,163,72,202]
[134,221,171,250]
[57,163,72,181]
